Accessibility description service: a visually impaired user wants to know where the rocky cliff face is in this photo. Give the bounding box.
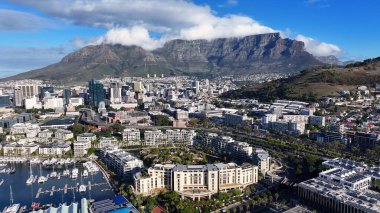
[3,33,323,82]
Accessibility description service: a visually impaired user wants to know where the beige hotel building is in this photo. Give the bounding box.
[134,163,258,200]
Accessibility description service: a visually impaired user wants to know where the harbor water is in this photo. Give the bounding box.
[0,162,115,210]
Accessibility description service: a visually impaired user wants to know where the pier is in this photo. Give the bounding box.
[34,183,107,198]
[36,188,42,199]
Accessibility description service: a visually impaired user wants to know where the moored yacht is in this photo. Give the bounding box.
[63,169,70,176]
[2,204,20,213]
[83,169,88,177]
[71,168,78,179]
[79,184,86,193]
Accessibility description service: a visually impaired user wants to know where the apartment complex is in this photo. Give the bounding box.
[253,148,271,175]
[134,163,258,200]
[100,150,143,178]
[73,133,96,157]
[121,128,198,147]
[122,128,141,146]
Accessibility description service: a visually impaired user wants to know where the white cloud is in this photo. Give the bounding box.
[295,34,342,56]
[10,0,342,56]
[95,26,166,50]
[179,15,275,40]
[11,0,277,48]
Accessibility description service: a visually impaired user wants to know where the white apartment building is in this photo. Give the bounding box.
[102,150,144,178]
[43,97,64,109]
[98,137,118,149]
[39,142,71,156]
[166,129,196,146]
[73,140,91,157]
[144,130,166,146]
[282,115,309,123]
[38,129,53,138]
[55,129,74,140]
[77,133,97,142]
[24,96,42,109]
[69,97,84,107]
[10,123,40,138]
[253,148,271,175]
[224,113,252,126]
[3,142,39,155]
[122,128,141,146]
[225,141,253,159]
[134,163,258,200]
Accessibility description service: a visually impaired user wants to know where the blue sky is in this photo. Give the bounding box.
[0,0,379,78]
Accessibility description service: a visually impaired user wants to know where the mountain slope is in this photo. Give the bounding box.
[221,57,380,102]
[2,33,322,82]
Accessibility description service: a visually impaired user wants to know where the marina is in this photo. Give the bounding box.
[0,160,115,210]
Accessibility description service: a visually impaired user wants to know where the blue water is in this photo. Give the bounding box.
[108,207,137,213]
[0,162,115,210]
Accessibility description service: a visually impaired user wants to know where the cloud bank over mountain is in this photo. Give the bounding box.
[11,0,342,56]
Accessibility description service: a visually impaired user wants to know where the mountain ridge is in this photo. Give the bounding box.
[2,33,323,82]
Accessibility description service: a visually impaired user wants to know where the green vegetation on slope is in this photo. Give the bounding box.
[221,57,380,102]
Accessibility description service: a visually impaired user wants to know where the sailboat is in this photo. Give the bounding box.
[2,185,20,213]
[37,164,47,183]
[83,169,89,177]
[26,162,34,185]
[79,172,86,193]
[50,166,57,178]
[0,179,4,186]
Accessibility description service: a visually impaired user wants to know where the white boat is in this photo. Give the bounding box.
[50,171,57,178]
[4,186,20,213]
[0,179,4,186]
[50,158,58,164]
[26,162,34,185]
[38,165,47,183]
[63,169,70,176]
[29,158,41,164]
[26,176,33,185]
[2,204,20,213]
[71,168,78,179]
[79,184,86,193]
[83,170,88,177]
[38,176,47,183]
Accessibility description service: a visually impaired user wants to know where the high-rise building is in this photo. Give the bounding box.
[13,87,23,107]
[0,95,11,108]
[40,86,54,100]
[133,81,143,92]
[14,84,41,107]
[63,88,72,105]
[88,80,105,107]
[17,84,41,98]
[109,82,122,104]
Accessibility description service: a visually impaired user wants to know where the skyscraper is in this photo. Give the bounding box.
[109,82,122,104]
[88,80,105,107]
[63,88,72,105]
[133,81,143,92]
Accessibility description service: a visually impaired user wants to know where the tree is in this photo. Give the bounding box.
[145,196,157,212]
[112,122,125,132]
[154,115,171,126]
[69,123,87,136]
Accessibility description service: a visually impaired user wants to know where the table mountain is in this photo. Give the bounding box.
[2,33,322,82]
